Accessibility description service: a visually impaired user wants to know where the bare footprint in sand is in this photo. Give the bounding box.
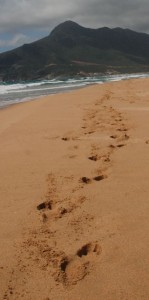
[116,144,126,148]
[88,155,98,161]
[84,131,95,135]
[117,133,129,142]
[37,201,53,211]
[80,174,107,184]
[110,135,117,139]
[117,128,128,132]
[57,255,89,285]
[93,175,107,181]
[56,242,101,285]
[109,144,116,149]
[80,177,92,184]
[62,137,70,141]
[76,242,101,257]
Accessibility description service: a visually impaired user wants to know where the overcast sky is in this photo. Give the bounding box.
[0,0,149,52]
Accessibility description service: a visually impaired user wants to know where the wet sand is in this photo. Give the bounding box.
[0,78,149,299]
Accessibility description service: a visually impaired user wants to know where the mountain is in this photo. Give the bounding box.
[0,20,149,81]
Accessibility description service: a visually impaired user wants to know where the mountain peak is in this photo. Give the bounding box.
[1,21,149,81]
[59,20,80,27]
[50,20,83,36]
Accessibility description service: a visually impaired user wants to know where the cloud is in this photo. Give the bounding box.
[0,0,77,32]
[0,33,32,48]
[0,0,149,51]
[0,0,149,33]
[73,0,149,33]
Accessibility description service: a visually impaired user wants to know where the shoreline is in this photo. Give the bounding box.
[0,72,149,110]
[0,82,94,110]
[1,78,149,299]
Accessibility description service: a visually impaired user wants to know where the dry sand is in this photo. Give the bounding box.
[0,78,149,299]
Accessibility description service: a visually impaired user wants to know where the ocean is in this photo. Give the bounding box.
[0,73,148,109]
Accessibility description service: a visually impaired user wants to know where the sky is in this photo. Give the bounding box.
[0,0,149,53]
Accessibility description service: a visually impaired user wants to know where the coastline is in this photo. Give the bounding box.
[1,78,149,299]
[0,72,149,109]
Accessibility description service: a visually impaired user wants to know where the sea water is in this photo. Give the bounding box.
[0,73,148,109]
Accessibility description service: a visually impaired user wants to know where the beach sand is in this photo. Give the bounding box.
[0,78,149,299]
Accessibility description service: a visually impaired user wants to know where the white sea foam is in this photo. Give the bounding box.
[0,73,149,108]
[7,83,90,94]
[0,82,90,95]
[0,73,148,95]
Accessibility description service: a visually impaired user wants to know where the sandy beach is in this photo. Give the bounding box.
[1,78,149,300]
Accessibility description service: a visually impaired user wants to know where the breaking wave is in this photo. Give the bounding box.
[0,73,149,108]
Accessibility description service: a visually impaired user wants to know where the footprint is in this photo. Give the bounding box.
[80,174,107,184]
[80,177,91,184]
[57,256,89,285]
[117,128,128,132]
[109,144,116,149]
[88,155,98,161]
[40,213,48,223]
[37,201,53,211]
[69,154,77,159]
[76,242,101,257]
[84,131,95,135]
[60,256,69,272]
[116,144,125,148]
[62,137,70,141]
[110,135,117,139]
[55,202,78,219]
[115,118,122,122]
[56,207,68,217]
[103,155,110,162]
[56,242,101,285]
[117,133,129,142]
[93,175,107,181]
